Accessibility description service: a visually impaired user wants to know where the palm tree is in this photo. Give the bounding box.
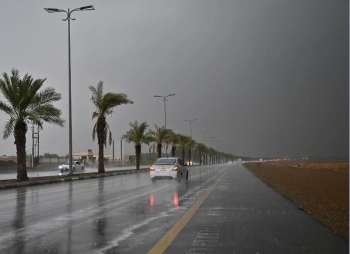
[122,121,152,170]
[208,147,216,164]
[89,81,133,173]
[149,125,171,158]
[168,130,180,157]
[186,139,196,165]
[196,143,207,165]
[0,69,65,181]
[178,134,191,163]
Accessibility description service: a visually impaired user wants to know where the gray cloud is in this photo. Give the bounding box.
[0,0,348,158]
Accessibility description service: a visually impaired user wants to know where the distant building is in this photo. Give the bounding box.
[72,149,129,165]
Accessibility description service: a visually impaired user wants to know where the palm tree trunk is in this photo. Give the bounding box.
[199,151,202,165]
[135,144,141,170]
[171,145,176,157]
[157,143,162,158]
[97,117,106,173]
[14,122,28,181]
[181,148,185,162]
[188,149,191,164]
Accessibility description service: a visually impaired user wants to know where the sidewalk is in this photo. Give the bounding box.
[0,165,149,189]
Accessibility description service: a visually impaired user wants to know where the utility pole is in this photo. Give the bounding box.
[37,127,40,164]
[112,140,114,165]
[31,122,40,167]
[120,139,123,166]
[32,123,34,168]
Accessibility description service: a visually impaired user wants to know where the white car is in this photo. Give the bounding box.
[149,157,188,182]
[58,161,84,171]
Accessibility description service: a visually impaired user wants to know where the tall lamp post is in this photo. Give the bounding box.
[208,136,215,164]
[153,94,175,129]
[184,119,197,164]
[216,140,221,163]
[154,94,175,157]
[44,5,95,175]
[199,130,209,145]
[199,130,208,164]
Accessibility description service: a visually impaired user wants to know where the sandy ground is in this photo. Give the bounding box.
[244,160,349,240]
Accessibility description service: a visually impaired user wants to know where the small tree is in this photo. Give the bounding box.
[168,130,180,157]
[149,125,171,158]
[0,69,65,181]
[196,143,207,165]
[89,81,133,173]
[178,134,191,163]
[122,121,152,170]
[186,139,196,165]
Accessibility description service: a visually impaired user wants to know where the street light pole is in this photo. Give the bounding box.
[154,94,175,157]
[208,136,215,164]
[184,119,197,165]
[208,136,216,148]
[199,130,208,164]
[199,130,209,145]
[153,94,175,129]
[44,5,95,175]
[216,140,221,163]
[216,140,221,151]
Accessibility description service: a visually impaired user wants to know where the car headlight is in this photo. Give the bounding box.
[59,166,62,169]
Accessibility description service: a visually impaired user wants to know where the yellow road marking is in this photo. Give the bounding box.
[147,169,228,254]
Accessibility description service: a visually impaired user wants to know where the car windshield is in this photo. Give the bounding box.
[154,158,176,165]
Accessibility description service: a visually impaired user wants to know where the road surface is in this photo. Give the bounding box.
[0,164,347,253]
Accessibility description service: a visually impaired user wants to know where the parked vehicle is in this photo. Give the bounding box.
[149,157,188,182]
[58,161,84,171]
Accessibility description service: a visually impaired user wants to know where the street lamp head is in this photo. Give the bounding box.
[77,5,95,11]
[168,93,175,97]
[44,8,66,13]
[154,95,162,97]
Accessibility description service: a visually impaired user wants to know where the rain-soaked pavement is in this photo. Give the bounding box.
[0,164,347,253]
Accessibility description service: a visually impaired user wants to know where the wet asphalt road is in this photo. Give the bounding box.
[0,164,347,253]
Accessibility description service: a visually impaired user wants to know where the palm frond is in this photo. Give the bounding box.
[0,101,14,116]
[0,69,64,142]
[92,122,97,141]
[92,111,99,120]
[3,117,15,139]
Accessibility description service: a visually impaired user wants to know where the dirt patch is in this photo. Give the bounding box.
[244,161,349,240]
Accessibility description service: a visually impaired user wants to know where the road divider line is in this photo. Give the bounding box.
[147,169,228,254]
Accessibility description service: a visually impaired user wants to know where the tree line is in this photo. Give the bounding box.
[0,69,234,181]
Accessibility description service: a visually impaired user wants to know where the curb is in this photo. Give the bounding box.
[0,168,149,190]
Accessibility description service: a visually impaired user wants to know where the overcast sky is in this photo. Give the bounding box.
[0,0,348,159]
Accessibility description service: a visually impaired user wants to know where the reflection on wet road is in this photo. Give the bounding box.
[0,164,224,253]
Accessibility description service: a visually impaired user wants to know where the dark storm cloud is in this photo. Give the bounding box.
[0,0,348,158]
